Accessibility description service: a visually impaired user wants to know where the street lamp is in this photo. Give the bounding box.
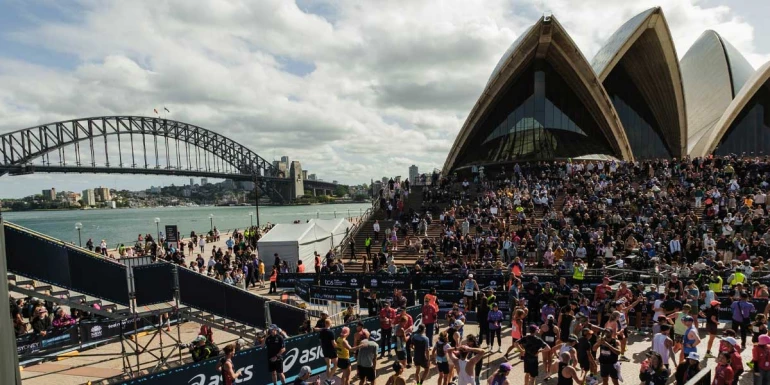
[249,212,254,227]
[74,222,83,247]
[154,217,161,242]
[209,214,214,232]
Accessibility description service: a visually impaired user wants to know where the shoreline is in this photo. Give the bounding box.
[0,200,368,213]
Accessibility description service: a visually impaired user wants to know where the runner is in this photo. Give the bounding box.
[336,327,355,385]
[411,325,431,385]
[487,363,511,385]
[504,307,528,359]
[319,319,338,385]
[700,300,720,357]
[461,274,480,312]
[216,344,241,385]
[447,343,485,385]
[519,324,549,385]
[432,331,451,385]
[594,328,621,385]
[557,351,586,385]
[384,362,406,385]
[541,314,561,379]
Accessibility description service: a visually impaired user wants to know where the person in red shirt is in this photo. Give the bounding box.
[712,352,734,385]
[720,337,743,385]
[594,277,612,325]
[314,253,321,274]
[422,293,439,346]
[379,302,397,358]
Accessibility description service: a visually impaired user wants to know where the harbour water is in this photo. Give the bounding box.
[1,203,370,247]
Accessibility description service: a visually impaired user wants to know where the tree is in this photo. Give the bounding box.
[334,185,348,197]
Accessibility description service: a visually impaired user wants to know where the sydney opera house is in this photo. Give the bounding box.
[443,7,770,173]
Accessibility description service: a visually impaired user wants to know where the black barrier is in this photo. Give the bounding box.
[5,225,72,287]
[68,248,130,306]
[295,281,311,302]
[178,268,227,317]
[225,286,267,328]
[277,273,318,288]
[473,274,508,290]
[268,301,307,335]
[359,288,415,309]
[178,268,267,328]
[417,290,464,310]
[133,263,176,307]
[16,325,79,357]
[118,306,423,385]
[310,286,358,303]
[366,274,411,289]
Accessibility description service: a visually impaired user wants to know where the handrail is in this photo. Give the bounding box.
[335,198,378,255]
[683,366,711,385]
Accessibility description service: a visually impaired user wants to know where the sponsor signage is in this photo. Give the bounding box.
[294,281,311,302]
[415,275,460,290]
[310,285,358,303]
[359,288,415,309]
[16,325,79,357]
[80,317,148,343]
[118,306,424,385]
[165,225,178,244]
[277,273,317,288]
[365,275,411,289]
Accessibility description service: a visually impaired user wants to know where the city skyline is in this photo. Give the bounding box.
[1,1,770,196]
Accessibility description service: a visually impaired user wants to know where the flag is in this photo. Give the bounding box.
[154,109,158,114]
[164,107,170,113]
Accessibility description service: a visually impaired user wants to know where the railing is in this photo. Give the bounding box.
[684,366,711,385]
[336,198,379,255]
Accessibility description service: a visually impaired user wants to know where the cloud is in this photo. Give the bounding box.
[0,0,768,197]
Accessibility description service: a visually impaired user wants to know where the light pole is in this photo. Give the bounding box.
[75,222,83,247]
[154,217,160,242]
[249,212,254,228]
[209,214,214,232]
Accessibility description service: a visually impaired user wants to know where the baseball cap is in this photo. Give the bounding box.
[710,300,721,306]
[321,310,329,316]
[193,335,207,343]
[720,337,738,346]
[683,316,694,322]
[761,335,770,346]
[500,363,512,372]
[687,352,700,361]
[299,366,312,378]
[468,274,474,278]
[453,320,464,328]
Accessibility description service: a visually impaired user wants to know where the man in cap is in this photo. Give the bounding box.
[460,273,479,311]
[315,310,330,332]
[701,300,721,357]
[296,366,321,385]
[188,335,215,362]
[266,324,286,385]
[681,316,701,362]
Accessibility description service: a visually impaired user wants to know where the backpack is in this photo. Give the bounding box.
[22,303,34,319]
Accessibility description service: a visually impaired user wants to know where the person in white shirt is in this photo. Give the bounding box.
[198,237,206,252]
[669,236,682,258]
[373,220,381,241]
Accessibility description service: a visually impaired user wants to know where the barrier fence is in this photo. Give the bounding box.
[117,305,424,385]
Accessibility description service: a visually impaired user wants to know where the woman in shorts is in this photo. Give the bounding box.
[335,327,354,385]
[432,331,451,385]
[504,308,528,359]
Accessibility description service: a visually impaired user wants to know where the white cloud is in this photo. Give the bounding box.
[0,0,768,197]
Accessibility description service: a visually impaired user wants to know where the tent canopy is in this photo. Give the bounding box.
[258,221,349,269]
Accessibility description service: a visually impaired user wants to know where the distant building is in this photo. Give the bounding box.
[302,170,308,180]
[108,201,117,209]
[289,161,304,198]
[308,174,317,181]
[222,179,236,189]
[201,178,208,186]
[82,189,96,206]
[281,156,289,165]
[66,192,81,203]
[373,181,383,195]
[42,188,56,201]
[149,186,161,194]
[190,178,195,186]
[333,180,338,184]
[95,187,111,202]
[409,165,419,184]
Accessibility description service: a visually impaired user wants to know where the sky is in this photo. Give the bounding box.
[1,0,770,198]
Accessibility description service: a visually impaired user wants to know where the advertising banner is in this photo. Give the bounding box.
[118,306,424,385]
[17,326,79,357]
[79,317,149,343]
[310,285,358,303]
[473,274,508,291]
[413,274,459,290]
[364,275,411,289]
[318,274,365,288]
[294,281,311,302]
[277,273,317,288]
[165,225,178,244]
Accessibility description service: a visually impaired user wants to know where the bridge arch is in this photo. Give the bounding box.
[0,116,277,178]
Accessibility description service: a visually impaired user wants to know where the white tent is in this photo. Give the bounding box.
[309,218,353,246]
[257,222,334,269]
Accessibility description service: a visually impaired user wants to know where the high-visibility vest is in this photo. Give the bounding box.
[573,265,585,280]
[709,277,723,293]
[730,272,746,286]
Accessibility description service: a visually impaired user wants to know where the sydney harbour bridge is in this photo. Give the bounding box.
[0,116,341,204]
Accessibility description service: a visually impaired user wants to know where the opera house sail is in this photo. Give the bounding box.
[682,30,755,157]
[591,7,686,159]
[442,15,632,173]
[442,8,769,173]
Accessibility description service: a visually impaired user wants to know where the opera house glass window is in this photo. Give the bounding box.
[715,84,770,156]
[604,67,671,159]
[457,61,613,167]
